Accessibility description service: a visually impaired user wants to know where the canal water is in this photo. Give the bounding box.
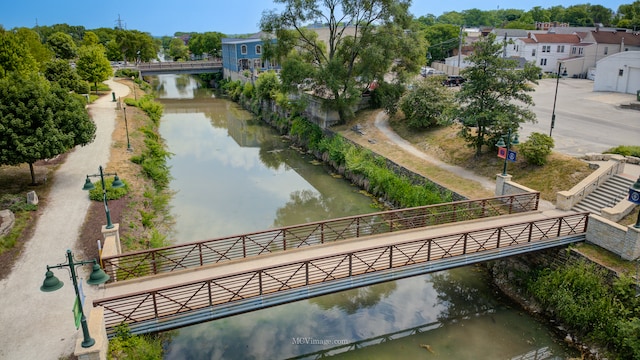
[152,74,578,360]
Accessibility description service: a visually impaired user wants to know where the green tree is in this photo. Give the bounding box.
[436,11,464,25]
[76,44,112,93]
[188,32,223,58]
[399,76,456,129]
[261,0,423,123]
[47,32,77,59]
[0,72,96,184]
[255,71,281,102]
[423,24,462,63]
[14,28,53,68]
[168,37,189,61]
[456,33,540,156]
[0,28,38,77]
[43,58,90,94]
[82,31,100,46]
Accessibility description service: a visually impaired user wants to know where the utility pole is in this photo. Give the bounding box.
[457,25,463,70]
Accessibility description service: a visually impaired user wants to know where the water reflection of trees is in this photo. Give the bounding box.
[273,189,330,226]
[429,266,497,321]
[310,282,397,314]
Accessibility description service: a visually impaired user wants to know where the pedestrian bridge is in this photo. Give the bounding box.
[132,61,222,76]
[94,194,588,336]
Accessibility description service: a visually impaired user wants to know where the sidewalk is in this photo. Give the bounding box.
[0,79,128,360]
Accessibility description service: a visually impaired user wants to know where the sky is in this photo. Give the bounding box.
[0,0,630,37]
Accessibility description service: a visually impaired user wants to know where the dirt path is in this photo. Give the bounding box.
[0,79,129,360]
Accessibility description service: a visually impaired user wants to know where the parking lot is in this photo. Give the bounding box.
[522,78,638,156]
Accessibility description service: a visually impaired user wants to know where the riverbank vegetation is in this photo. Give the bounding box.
[527,259,640,359]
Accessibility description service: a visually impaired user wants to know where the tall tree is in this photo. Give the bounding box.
[423,24,461,63]
[455,33,540,157]
[47,31,77,59]
[188,32,223,58]
[0,72,96,184]
[0,28,38,77]
[14,28,53,68]
[261,0,422,123]
[168,37,189,61]
[76,44,112,93]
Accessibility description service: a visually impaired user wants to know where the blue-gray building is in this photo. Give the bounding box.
[221,33,278,81]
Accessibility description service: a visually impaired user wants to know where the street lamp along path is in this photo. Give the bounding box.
[40,249,110,348]
[82,166,125,229]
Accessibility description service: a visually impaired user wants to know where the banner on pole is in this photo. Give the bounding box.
[497,147,507,159]
[73,296,81,329]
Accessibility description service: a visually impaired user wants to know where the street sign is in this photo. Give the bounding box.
[629,188,640,205]
[507,150,517,162]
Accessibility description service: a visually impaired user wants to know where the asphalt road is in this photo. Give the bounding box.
[522,78,639,156]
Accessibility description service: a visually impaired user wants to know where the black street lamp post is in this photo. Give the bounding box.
[550,62,567,137]
[82,166,125,229]
[40,249,110,348]
[123,106,132,152]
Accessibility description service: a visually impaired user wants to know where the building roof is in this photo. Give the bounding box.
[492,29,530,38]
[589,30,640,46]
[532,33,581,44]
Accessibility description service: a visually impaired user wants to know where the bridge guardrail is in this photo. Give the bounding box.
[102,193,540,282]
[94,212,588,333]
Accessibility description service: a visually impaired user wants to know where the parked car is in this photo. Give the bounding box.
[442,75,466,86]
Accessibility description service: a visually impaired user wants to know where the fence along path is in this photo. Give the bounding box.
[102,193,540,281]
[94,210,588,335]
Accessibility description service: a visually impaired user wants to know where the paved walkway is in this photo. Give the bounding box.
[0,79,128,360]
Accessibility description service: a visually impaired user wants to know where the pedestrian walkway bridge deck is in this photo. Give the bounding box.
[102,193,541,282]
[94,210,588,335]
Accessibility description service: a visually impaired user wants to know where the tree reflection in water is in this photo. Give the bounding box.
[430,265,499,321]
[310,282,397,314]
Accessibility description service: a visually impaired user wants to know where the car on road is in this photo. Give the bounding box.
[442,75,466,86]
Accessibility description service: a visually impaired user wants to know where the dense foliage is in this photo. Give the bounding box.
[289,117,451,208]
[261,0,424,123]
[398,76,456,129]
[0,72,96,184]
[528,260,640,359]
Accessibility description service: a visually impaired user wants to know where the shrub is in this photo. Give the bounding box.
[604,145,640,158]
[87,178,129,201]
[370,81,405,116]
[242,82,255,99]
[108,323,163,360]
[519,132,554,165]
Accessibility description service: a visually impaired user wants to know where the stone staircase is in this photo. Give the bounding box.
[572,174,635,215]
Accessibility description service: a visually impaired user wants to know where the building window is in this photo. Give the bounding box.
[241,45,247,55]
[532,49,536,56]
[578,48,584,55]
[604,46,608,55]
[557,45,565,52]
[540,58,547,66]
[571,47,576,54]
[619,69,624,76]
[542,45,550,52]
[255,45,262,54]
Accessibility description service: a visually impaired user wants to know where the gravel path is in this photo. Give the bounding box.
[0,79,128,360]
